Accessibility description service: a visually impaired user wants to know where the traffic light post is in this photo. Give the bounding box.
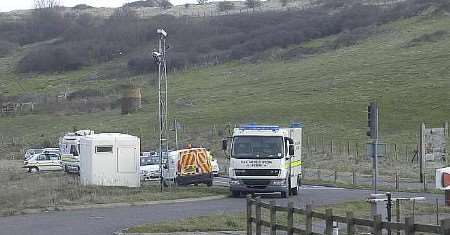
[368,102,379,193]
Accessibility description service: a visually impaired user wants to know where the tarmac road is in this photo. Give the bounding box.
[0,181,444,235]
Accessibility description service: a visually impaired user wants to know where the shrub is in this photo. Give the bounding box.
[217,1,235,12]
[72,4,93,10]
[17,46,84,73]
[0,40,18,57]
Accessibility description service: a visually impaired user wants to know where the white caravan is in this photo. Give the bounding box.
[80,133,140,187]
[223,124,302,198]
[59,130,94,173]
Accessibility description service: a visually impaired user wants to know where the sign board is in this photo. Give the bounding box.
[366,143,385,158]
[424,127,446,162]
[436,167,450,190]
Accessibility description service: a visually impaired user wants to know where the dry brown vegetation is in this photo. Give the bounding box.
[0,160,227,217]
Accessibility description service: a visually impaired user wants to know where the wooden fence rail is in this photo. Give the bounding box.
[246,196,450,235]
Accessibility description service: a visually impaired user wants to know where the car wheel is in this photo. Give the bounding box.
[280,191,288,198]
[30,167,39,173]
[206,181,213,187]
[231,191,240,198]
[64,165,68,173]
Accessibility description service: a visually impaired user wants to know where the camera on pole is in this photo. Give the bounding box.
[367,102,378,139]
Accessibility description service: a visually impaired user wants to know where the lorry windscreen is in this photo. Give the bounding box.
[232,136,283,159]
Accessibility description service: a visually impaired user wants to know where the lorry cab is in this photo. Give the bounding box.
[59,130,94,173]
[224,124,302,198]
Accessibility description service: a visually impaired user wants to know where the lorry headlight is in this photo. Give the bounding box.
[229,179,240,185]
[271,180,286,186]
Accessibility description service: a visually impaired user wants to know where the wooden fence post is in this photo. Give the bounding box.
[441,219,450,235]
[256,197,262,235]
[405,217,415,235]
[287,201,294,235]
[373,214,382,235]
[346,211,355,235]
[305,204,312,235]
[247,195,253,235]
[347,140,350,157]
[325,208,333,235]
[395,171,399,191]
[334,171,337,184]
[352,170,356,185]
[270,200,276,235]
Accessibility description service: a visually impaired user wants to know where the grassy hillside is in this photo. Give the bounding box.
[1,12,449,151]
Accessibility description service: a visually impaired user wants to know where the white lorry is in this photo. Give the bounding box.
[223,124,303,198]
[59,130,94,173]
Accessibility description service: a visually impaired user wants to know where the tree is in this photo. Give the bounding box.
[197,0,208,5]
[280,0,288,7]
[33,0,60,9]
[217,1,235,12]
[159,0,173,9]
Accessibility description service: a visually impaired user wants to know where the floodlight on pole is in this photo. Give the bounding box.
[154,28,169,192]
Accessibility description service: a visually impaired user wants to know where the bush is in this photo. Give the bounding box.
[128,56,156,73]
[245,0,262,8]
[0,40,18,57]
[17,46,84,73]
[217,1,235,12]
[72,4,93,10]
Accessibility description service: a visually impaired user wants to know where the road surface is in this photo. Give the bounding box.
[0,180,444,235]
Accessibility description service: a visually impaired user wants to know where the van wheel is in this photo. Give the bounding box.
[30,167,39,173]
[291,186,298,196]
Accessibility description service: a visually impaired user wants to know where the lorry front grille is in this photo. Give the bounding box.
[235,169,280,176]
[242,179,271,186]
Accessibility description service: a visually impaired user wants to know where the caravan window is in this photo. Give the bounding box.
[95,146,113,153]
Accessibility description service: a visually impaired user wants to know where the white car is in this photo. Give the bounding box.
[211,159,220,176]
[24,149,44,160]
[140,155,161,181]
[23,153,63,172]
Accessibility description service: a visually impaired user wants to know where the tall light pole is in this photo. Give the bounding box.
[154,28,168,192]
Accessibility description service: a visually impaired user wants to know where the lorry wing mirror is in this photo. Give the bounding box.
[287,138,294,156]
[222,139,227,151]
[289,145,294,156]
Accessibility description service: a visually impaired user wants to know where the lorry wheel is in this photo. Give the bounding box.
[280,191,288,198]
[30,167,39,173]
[231,191,240,198]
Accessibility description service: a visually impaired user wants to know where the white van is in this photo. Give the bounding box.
[23,153,63,172]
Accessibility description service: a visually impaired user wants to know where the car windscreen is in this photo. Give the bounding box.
[140,156,160,166]
[232,136,283,159]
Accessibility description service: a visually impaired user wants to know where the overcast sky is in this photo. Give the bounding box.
[0,0,198,12]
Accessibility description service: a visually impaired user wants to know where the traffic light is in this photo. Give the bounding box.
[367,102,378,139]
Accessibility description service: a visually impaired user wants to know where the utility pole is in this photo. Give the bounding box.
[367,102,379,193]
[154,29,168,192]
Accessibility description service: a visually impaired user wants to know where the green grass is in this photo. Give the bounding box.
[1,14,450,150]
[127,213,247,233]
